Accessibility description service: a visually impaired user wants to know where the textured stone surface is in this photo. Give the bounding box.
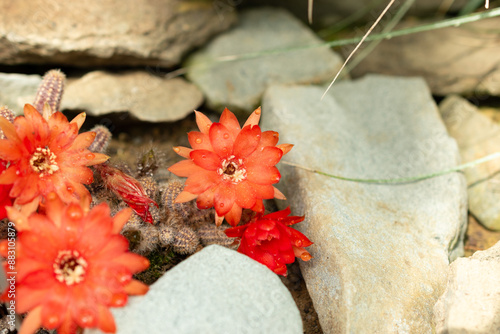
[261,75,467,333]
[351,17,500,96]
[439,95,500,230]
[186,7,343,113]
[0,73,42,115]
[61,71,203,122]
[0,0,236,67]
[86,245,302,334]
[434,241,500,333]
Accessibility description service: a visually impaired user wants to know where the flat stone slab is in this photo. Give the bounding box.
[434,241,500,333]
[261,75,467,333]
[61,71,203,122]
[440,95,500,230]
[186,7,343,113]
[86,245,302,334]
[0,0,236,67]
[0,73,42,115]
[351,17,500,96]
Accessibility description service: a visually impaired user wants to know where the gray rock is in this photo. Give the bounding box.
[186,7,343,113]
[86,245,302,334]
[434,241,500,333]
[0,73,42,115]
[0,0,236,67]
[261,75,467,333]
[351,17,500,96]
[61,71,203,122]
[439,95,500,231]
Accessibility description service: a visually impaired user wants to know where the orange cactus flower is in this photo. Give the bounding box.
[0,193,149,334]
[168,108,292,226]
[225,207,313,276]
[0,104,109,212]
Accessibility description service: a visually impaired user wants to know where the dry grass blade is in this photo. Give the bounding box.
[321,0,397,100]
[308,0,313,24]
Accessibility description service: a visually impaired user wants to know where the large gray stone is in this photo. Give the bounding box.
[0,73,42,115]
[439,95,500,231]
[351,17,500,96]
[61,71,203,122]
[261,75,467,333]
[434,241,500,333]
[0,0,236,67]
[186,7,343,113]
[86,245,302,334]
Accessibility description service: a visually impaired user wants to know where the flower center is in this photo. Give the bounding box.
[53,250,88,285]
[30,147,59,177]
[218,155,246,183]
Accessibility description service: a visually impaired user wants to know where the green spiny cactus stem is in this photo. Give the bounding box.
[0,106,15,140]
[33,69,65,116]
[162,180,193,219]
[190,207,214,228]
[139,176,159,202]
[88,125,112,153]
[158,225,175,247]
[198,223,235,247]
[172,226,199,255]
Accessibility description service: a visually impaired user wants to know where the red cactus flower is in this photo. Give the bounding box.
[95,163,158,224]
[168,108,292,226]
[225,207,313,276]
[0,192,149,334]
[0,104,109,213]
[0,160,13,219]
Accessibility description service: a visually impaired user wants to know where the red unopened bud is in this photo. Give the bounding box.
[95,163,158,224]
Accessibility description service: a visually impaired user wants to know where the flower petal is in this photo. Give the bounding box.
[196,187,216,209]
[195,111,212,135]
[124,279,149,295]
[246,146,283,168]
[97,305,116,333]
[0,115,21,145]
[251,199,264,213]
[243,107,261,128]
[0,165,19,184]
[0,139,22,160]
[168,159,204,177]
[214,183,235,216]
[190,150,221,171]
[173,146,192,158]
[188,131,212,151]
[70,132,97,151]
[224,224,248,238]
[246,166,281,185]
[277,143,294,155]
[234,181,257,209]
[219,108,241,139]
[273,186,286,200]
[225,203,242,227]
[233,125,261,158]
[259,131,279,148]
[19,305,43,334]
[112,208,132,234]
[70,112,86,130]
[86,152,109,166]
[184,170,220,194]
[209,123,233,158]
[175,190,198,203]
